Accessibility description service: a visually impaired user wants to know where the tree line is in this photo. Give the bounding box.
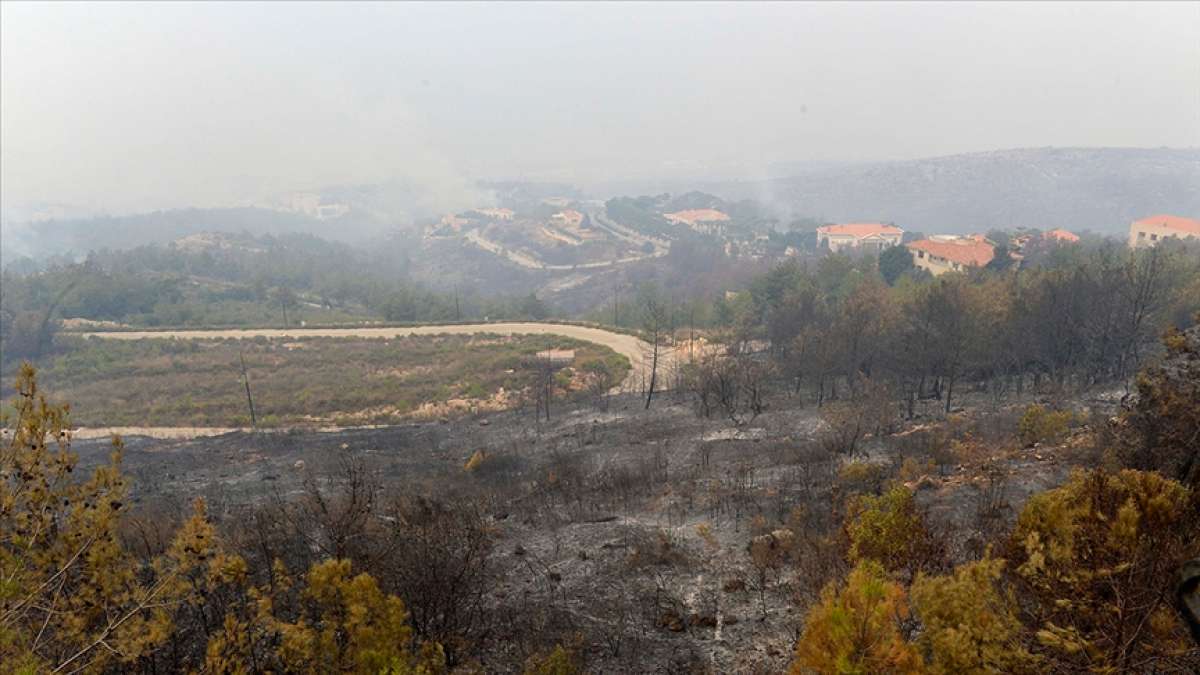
[723,238,1200,414]
[0,232,555,362]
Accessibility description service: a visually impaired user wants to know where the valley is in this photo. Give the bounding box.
[3,3,1199,669]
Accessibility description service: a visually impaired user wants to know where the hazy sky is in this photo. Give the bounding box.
[2,1,1198,213]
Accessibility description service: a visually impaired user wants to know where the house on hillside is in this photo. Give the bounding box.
[551,209,584,228]
[476,207,515,221]
[1128,214,1200,248]
[1045,228,1080,243]
[664,209,731,235]
[1009,228,1079,260]
[816,223,904,253]
[425,213,471,238]
[907,235,995,276]
[279,192,350,220]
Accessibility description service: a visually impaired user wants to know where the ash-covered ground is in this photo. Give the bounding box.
[74,384,1118,673]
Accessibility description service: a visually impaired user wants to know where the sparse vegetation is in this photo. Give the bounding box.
[0,366,446,673]
[1119,323,1200,487]
[4,319,1200,672]
[3,206,1198,673]
[1017,403,1073,447]
[1,334,628,427]
[6,4,1200,671]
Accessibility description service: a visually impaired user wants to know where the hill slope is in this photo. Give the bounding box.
[722,147,1200,233]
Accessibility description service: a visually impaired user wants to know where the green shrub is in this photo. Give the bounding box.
[791,559,922,674]
[460,381,487,399]
[836,461,886,497]
[553,369,574,388]
[845,484,941,574]
[522,644,581,675]
[1018,404,1072,447]
[911,557,1038,674]
[1008,469,1197,671]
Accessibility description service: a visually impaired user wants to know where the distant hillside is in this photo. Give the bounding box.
[1,207,354,262]
[719,148,1200,234]
[603,191,776,239]
[1,178,488,263]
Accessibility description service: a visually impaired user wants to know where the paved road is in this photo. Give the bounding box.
[590,211,670,256]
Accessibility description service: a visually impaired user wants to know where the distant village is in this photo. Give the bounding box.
[812,213,1199,276]
[433,194,1200,278]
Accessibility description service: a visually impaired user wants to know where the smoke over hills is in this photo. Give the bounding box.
[719,147,1200,234]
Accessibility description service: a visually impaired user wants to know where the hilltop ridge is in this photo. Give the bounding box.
[718,147,1200,233]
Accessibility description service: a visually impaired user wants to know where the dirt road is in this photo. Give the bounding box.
[70,321,677,439]
[79,320,673,389]
[464,230,665,271]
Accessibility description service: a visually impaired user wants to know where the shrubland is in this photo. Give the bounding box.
[0,231,562,360]
[786,325,1200,674]
[0,365,451,673]
[2,319,1196,671]
[0,334,628,428]
[2,233,1199,672]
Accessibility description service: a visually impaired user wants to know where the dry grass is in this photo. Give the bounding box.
[4,334,629,427]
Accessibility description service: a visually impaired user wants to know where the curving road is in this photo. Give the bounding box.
[70,321,677,439]
[77,321,670,393]
[464,230,665,271]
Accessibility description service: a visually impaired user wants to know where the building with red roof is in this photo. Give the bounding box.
[551,209,584,228]
[1045,228,1080,243]
[475,207,515,221]
[906,236,995,276]
[664,208,731,235]
[1129,214,1200,248]
[816,223,904,253]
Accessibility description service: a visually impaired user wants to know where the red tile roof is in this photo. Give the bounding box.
[1133,214,1200,235]
[906,238,994,268]
[1045,228,1080,242]
[817,223,904,238]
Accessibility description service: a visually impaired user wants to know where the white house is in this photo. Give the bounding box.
[816,223,904,253]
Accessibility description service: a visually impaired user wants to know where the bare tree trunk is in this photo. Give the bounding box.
[644,335,659,410]
[239,349,257,429]
[689,306,695,364]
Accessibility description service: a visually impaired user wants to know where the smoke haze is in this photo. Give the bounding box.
[2,2,1198,216]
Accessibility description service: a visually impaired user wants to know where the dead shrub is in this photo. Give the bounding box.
[625,527,694,570]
